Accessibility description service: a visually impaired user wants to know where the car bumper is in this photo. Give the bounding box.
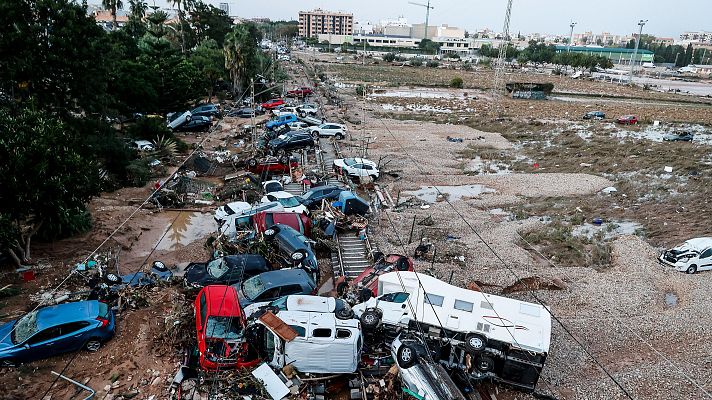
[657,256,687,272]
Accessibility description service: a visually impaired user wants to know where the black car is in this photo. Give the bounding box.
[268,132,315,155]
[226,107,263,118]
[191,104,222,119]
[234,269,316,307]
[174,116,212,132]
[184,255,272,289]
[298,185,345,210]
[264,224,319,283]
[583,111,605,120]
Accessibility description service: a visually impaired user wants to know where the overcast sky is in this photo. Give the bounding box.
[108,0,709,38]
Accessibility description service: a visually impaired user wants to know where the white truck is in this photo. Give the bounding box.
[353,271,552,392]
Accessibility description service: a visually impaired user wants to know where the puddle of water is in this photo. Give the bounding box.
[154,211,216,252]
[403,185,496,203]
[467,156,512,175]
[572,220,643,240]
[665,292,678,307]
[612,124,711,144]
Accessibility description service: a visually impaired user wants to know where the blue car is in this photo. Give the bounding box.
[0,300,115,366]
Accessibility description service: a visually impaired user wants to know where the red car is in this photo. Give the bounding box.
[246,156,299,174]
[260,98,285,110]
[287,87,314,97]
[616,115,639,125]
[336,254,414,302]
[253,211,312,237]
[194,285,259,370]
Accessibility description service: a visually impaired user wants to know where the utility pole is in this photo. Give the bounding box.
[629,19,647,84]
[250,78,256,146]
[567,21,577,52]
[493,0,514,96]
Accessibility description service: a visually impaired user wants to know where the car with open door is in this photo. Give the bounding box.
[194,285,258,370]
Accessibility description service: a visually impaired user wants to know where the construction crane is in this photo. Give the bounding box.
[408,1,434,40]
[493,0,514,97]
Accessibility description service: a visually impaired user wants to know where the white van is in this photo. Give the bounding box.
[659,237,712,274]
[248,309,362,374]
[353,271,551,391]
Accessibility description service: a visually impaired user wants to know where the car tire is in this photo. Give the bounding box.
[291,249,307,263]
[247,158,258,168]
[336,281,349,297]
[396,344,418,369]
[299,111,306,118]
[396,257,410,271]
[186,115,192,122]
[85,339,102,352]
[475,355,495,373]
[360,309,381,330]
[278,155,290,165]
[0,359,16,367]
[464,333,487,353]
[276,149,286,156]
[335,308,355,320]
[335,133,344,140]
[687,265,697,274]
[264,226,280,240]
[358,287,374,303]
[105,273,121,284]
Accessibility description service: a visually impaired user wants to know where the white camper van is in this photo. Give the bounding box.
[352,271,552,391]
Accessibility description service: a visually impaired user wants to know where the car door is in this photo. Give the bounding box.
[376,292,411,325]
[55,321,93,352]
[698,248,712,270]
[23,326,64,361]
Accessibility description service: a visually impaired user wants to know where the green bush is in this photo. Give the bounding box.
[410,58,423,67]
[450,76,464,89]
[125,159,152,187]
[426,60,439,68]
[356,85,365,96]
[382,53,396,62]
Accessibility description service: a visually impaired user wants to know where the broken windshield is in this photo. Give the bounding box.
[14,310,40,344]
[205,316,243,340]
[242,275,265,300]
[207,258,228,278]
[278,197,300,208]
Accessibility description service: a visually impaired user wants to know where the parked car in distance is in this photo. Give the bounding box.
[583,111,605,120]
[246,302,362,374]
[333,158,380,180]
[296,104,319,117]
[253,211,312,237]
[309,123,347,139]
[268,132,315,155]
[659,237,712,274]
[235,269,316,308]
[260,99,285,110]
[287,121,310,131]
[130,140,155,152]
[663,132,694,142]
[298,185,345,210]
[184,255,272,289]
[194,285,258,370]
[167,111,192,130]
[246,156,298,175]
[0,300,115,366]
[263,224,319,282]
[173,116,212,132]
[391,333,467,400]
[287,87,313,97]
[261,191,308,214]
[226,107,262,118]
[616,115,639,125]
[191,104,222,119]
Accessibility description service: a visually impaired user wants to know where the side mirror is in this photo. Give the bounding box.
[23,344,30,350]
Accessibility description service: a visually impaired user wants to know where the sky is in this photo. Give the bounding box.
[102,0,709,38]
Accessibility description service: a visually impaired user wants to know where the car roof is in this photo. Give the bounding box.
[36,301,100,330]
[284,295,336,312]
[343,158,376,167]
[200,285,242,317]
[267,191,295,199]
[306,185,340,193]
[679,237,712,251]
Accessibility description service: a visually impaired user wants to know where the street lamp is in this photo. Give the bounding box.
[567,21,577,52]
[629,19,648,84]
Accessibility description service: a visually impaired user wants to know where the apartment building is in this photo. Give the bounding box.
[299,9,353,38]
[680,31,712,44]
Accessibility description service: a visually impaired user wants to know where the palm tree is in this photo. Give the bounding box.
[224,26,250,96]
[102,0,124,30]
[170,0,193,53]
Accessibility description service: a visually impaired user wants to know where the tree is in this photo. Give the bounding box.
[191,39,226,101]
[224,24,259,96]
[382,53,396,62]
[189,2,233,46]
[0,108,102,266]
[124,0,148,38]
[102,0,124,30]
[684,43,694,66]
[171,0,195,53]
[450,76,463,88]
[418,39,441,55]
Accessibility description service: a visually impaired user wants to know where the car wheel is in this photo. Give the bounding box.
[687,265,697,274]
[335,308,355,320]
[264,226,280,240]
[186,115,192,122]
[360,309,381,330]
[372,251,385,263]
[476,355,495,372]
[299,111,306,118]
[276,149,286,156]
[291,250,306,263]
[464,333,487,353]
[335,133,344,140]
[358,287,374,302]
[0,359,16,367]
[396,344,418,369]
[105,273,121,284]
[396,257,410,271]
[247,158,258,168]
[278,155,290,165]
[85,339,102,352]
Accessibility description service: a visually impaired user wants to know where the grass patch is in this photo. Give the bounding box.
[521,221,612,270]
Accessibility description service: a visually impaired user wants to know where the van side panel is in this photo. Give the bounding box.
[283,341,358,373]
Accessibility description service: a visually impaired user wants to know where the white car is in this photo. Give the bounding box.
[296,104,318,117]
[131,140,154,151]
[243,294,354,319]
[166,111,191,130]
[261,191,308,214]
[659,237,712,274]
[287,121,310,131]
[333,158,379,180]
[214,201,251,224]
[263,180,284,194]
[310,123,346,139]
[273,107,299,116]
